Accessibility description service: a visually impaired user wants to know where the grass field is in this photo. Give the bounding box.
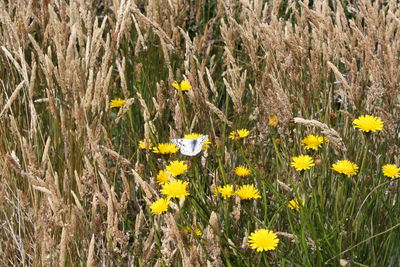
[1,0,400,266]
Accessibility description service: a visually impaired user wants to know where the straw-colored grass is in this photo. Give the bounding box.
[1,0,399,266]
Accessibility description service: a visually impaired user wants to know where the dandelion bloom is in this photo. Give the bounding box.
[291,155,315,171]
[248,229,279,252]
[194,228,202,236]
[166,160,188,177]
[288,199,303,211]
[229,129,250,140]
[109,98,126,108]
[268,115,279,127]
[153,143,179,154]
[234,166,251,177]
[382,164,400,179]
[184,133,211,150]
[150,198,170,214]
[139,139,153,150]
[172,80,192,91]
[332,160,359,177]
[353,115,383,132]
[301,135,325,151]
[235,184,261,200]
[156,170,170,185]
[161,180,190,199]
[184,226,202,236]
[215,185,235,199]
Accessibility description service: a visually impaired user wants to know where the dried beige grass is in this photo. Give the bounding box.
[293,117,347,155]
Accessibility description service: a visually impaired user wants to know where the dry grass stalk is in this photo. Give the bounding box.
[293,117,347,155]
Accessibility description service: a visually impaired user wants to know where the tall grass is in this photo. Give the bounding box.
[0,0,399,266]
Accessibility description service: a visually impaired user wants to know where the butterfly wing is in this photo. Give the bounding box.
[171,135,208,156]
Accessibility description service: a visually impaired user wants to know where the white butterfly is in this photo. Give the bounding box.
[171,135,208,156]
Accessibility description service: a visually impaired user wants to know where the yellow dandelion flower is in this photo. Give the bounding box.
[229,129,250,140]
[234,166,251,177]
[156,170,170,185]
[183,226,202,236]
[183,133,211,150]
[382,164,400,179]
[353,115,384,132]
[288,199,303,211]
[109,98,126,108]
[139,139,153,150]
[166,160,188,177]
[153,143,179,154]
[248,229,279,252]
[161,180,190,199]
[235,184,261,200]
[291,155,315,171]
[215,185,234,199]
[150,198,170,214]
[332,160,359,177]
[268,115,279,127]
[301,135,325,151]
[172,80,192,91]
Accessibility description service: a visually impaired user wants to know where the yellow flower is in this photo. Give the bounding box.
[234,166,251,177]
[172,80,192,91]
[353,115,384,132]
[156,170,170,185]
[332,160,359,177]
[150,198,170,214]
[183,133,211,150]
[215,185,235,199]
[235,184,261,200]
[288,199,303,211]
[268,115,279,127]
[301,135,325,151]
[291,155,315,171]
[153,143,179,154]
[139,139,153,150]
[194,228,202,236]
[109,98,126,108]
[161,180,190,199]
[166,160,188,177]
[248,229,279,252]
[184,226,202,236]
[382,164,400,179]
[229,129,250,140]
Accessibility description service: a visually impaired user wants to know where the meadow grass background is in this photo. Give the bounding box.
[0,0,400,266]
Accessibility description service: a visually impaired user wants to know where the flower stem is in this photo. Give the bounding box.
[360,136,369,174]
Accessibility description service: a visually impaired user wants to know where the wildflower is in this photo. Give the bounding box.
[184,133,211,150]
[235,184,261,200]
[248,229,279,252]
[109,98,126,108]
[382,164,400,179]
[194,228,202,236]
[166,160,188,177]
[139,139,153,150]
[291,155,315,171]
[353,115,384,132]
[288,199,303,211]
[229,129,250,140]
[161,180,190,199]
[268,115,279,127]
[153,143,179,154]
[234,166,251,177]
[301,135,325,151]
[172,80,192,91]
[150,198,170,214]
[215,185,235,199]
[331,160,359,177]
[184,226,202,236]
[156,170,170,185]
